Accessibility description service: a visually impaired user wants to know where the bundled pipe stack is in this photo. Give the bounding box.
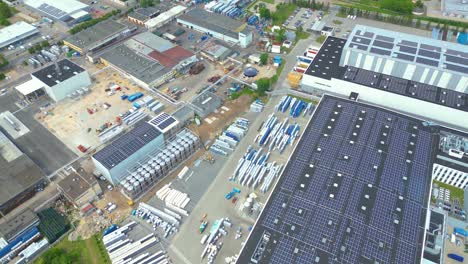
[210,118,249,156]
[275,95,315,117]
[122,110,148,126]
[121,130,200,200]
[135,202,179,238]
[156,184,190,217]
[250,100,264,112]
[231,146,283,192]
[254,114,301,153]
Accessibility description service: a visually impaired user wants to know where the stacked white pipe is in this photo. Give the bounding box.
[210,118,249,156]
[156,184,190,216]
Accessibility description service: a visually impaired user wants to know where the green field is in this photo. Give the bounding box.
[272,3,297,25]
[34,235,110,264]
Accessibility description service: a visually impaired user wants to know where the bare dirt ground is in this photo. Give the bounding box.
[189,94,253,143]
[38,68,148,153]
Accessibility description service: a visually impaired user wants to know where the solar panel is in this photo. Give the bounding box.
[398,45,417,54]
[373,40,394,50]
[420,44,441,52]
[351,43,368,51]
[238,95,435,264]
[445,55,468,65]
[416,57,439,67]
[418,49,440,59]
[400,40,418,47]
[352,37,372,45]
[396,53,415,62]
[375,35,394,43]
[158,117,177,130]
[446,49,468,58]
[445,63,468,74]
[370,47,391,56]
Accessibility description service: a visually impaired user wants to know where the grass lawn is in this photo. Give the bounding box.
[34,235,110,264]
[316,35,327,44]
[288,94,319,104]
[433,180,464,205]
[272,3,297,25]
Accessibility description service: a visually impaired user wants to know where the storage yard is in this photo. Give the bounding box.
[38,68,174,153]
[167,94,314,263]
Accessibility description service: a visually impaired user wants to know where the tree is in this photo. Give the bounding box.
[259,7,271,19]
[256,78,271,96]
[28,47,35,54]
[0,73,5,81]
[22,60,28,66]
[380,0,414,14]
[275,28,286,42]
[260,53,269,65]
[41,40,50,48]
[0,2,12,19]
[140,0,154,7]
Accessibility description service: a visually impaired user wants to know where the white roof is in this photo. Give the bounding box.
[0,22,38,48]
[15,78,46,96]
[145,5,187,28]
[24,0,88,17]
[70,10,89,20]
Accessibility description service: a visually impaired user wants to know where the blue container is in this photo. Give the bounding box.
[103,224,118,236]
[121,94,128,100]
[448,253,464,262]
[454,227,468,237]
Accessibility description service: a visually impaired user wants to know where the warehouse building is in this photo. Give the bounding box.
[301,36,468,130]
[92,121,165,185]
[0,131,45,216]
[0,210,39,244]
[191,91,223,118]
[442,0,468,19]
[238,95,435,263]
[57,168,102,208]
[340,25,468,92]
[177,8,253,48]
[100,32,196,89]
[128,7,160,26]
[15,59,91,102]
[145,5,187,29]
[0,21,39,49]
[24,0,90,26]
[64,20,136,54]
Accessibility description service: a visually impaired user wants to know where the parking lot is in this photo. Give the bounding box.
[283,7,322,30]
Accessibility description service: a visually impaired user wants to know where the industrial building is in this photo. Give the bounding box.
[441,0,468,19]
[191,91,223,118]
[0,21,39,49]
[423,208,446,264]
[145,5,187,29]
[301,35,468,130]
[128,7,160,26]
[0,209,39,244]
[92,121,165,185]
[432,128,468,189]
[238,95,435,263]
[57,168,102,208]
[0,131,45,215]
[64,20,136,54]
[177,8,253,48]
[24,0,90,26]
[15,59,91,102]
[339,25,468,92]
[100,32,196,88]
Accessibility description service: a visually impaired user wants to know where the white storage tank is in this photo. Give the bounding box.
[133,181,141,192]
[149,169,156,177]
[129,177,136,184]
[155,165,162,176]
[165,157,172,168]
[170,153,177,163]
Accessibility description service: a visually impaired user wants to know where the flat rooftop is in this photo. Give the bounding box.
[0,153,45,208]
[93,121,162,170]
[57,169,97,201]
[423,209,445,263]
[0,22,39,48]
[24,0,88,18]
[31,59,85,87]
[344,25,468,75]
[100,44,168,85]
[238,95,435,264]
[0,209,39,242]
[305,37,468,112]
[128,7,159,21]
[64,20,128,50]
[177,8,248,39]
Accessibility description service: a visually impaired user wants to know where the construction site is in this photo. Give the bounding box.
[37,68,175,154]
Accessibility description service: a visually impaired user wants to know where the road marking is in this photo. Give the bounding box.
[184,171,194,182]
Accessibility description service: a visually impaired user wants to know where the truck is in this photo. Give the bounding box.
[127,92,143,102]
[199,221,208,233]
[103,224,118,236]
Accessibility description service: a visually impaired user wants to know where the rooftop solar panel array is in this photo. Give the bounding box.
[148,112,178,132]
[237,95,435,264]
[305,37,468,112]
[344,25,468,75]
[93,122,161,169]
